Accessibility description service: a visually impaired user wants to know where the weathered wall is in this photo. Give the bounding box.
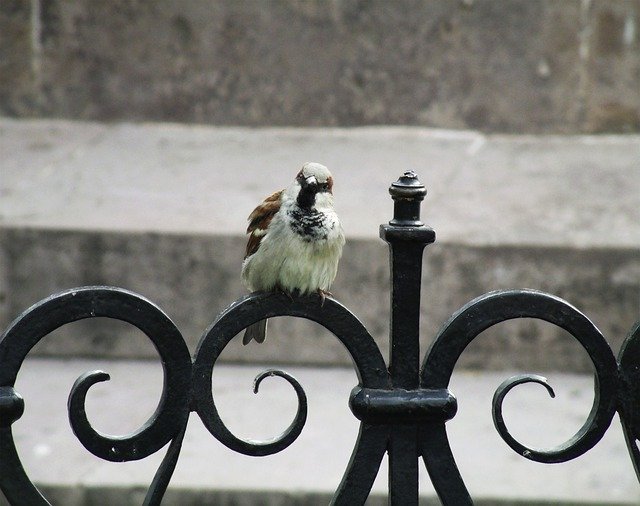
[1,0,639,133]
[2,228,637,373]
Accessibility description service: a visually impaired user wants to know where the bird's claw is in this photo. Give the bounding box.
[317,289,332,307]
[275,285,294,301]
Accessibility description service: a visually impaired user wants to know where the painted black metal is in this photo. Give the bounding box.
[349,387,457,424]
[380,170,436,505]
[0,171,638,505]
[618,322,640,481]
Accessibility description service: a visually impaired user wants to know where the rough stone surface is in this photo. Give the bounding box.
[0,0,37,116]
[585,0,640,133]
[1,119,639,373]
[2,229,638,374]
[0,359,637,505]
[1,0,638,133]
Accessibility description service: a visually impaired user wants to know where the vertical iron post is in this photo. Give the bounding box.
[380,171,436,505]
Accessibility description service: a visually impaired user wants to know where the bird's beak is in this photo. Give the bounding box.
[304,175,318,187]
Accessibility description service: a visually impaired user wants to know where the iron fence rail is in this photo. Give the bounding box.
[1,172,638,505]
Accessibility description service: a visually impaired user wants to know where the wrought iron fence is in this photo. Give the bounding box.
[0,171,638,505]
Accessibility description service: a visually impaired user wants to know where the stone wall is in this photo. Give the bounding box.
[3,227,637,373]
[2,0,639,133]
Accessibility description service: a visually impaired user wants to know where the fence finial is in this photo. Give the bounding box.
[388,171,427,227]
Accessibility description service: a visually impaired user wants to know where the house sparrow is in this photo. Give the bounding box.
[241,162,345,344]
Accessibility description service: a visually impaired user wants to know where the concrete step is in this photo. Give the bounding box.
[0,358,638,505]
[1,119,639,373]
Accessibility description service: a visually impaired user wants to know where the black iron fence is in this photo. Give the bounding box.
[1,172,638,505]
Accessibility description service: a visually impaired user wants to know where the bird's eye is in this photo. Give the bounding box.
[318,182,329,191]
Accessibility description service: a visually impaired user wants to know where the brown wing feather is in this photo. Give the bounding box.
[245,190,282,258]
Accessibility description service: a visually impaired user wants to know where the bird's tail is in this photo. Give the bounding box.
[242,319,268,345]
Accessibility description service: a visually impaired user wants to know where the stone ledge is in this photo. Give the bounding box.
[1,227,637,374]
[2,485,636,506]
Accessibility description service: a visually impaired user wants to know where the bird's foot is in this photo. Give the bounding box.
[275,285,294,301]
[317,289,332,307]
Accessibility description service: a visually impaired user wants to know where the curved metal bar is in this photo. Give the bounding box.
[419,423,473,505]
[0,287,192,504]
[491,374,557,460]
[252,369,308,449]
[0,428,50,505]
[617,321,640,480]
[0,390,42,505]
[143,417,189,506]
[421,289,619,468]
[193,291,389,458]
[331,423,390,506]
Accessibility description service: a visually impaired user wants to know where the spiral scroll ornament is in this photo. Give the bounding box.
[0,287,192,505]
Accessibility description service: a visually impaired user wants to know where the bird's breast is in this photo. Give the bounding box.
[286,207,335,242]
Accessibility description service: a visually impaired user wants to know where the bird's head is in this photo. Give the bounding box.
[293,162,334,209]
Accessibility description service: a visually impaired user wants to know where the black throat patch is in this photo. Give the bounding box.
[288,207,328,241]
[296,183,317,209]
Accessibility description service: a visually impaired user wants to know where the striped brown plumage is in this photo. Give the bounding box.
[245,190,282,258]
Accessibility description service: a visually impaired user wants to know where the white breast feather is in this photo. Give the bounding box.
[241,196,345,294]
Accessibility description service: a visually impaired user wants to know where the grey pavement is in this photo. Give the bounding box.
[1,119,639,373]
[0,358,638,505]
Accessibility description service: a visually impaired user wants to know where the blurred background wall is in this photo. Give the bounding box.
[2,0,639,133]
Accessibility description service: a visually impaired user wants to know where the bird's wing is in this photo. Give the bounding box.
[245,190,283,258]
